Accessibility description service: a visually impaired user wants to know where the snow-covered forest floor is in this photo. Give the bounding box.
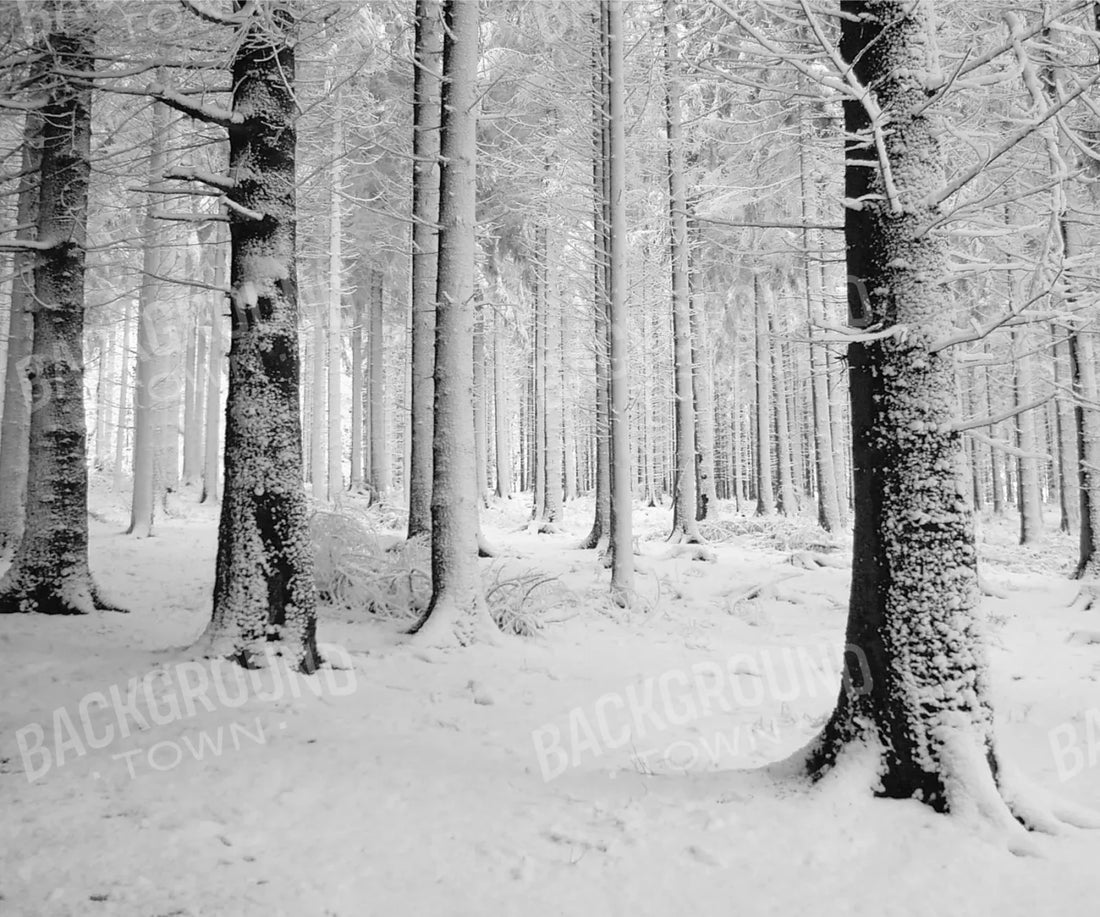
[2,479,1099,917]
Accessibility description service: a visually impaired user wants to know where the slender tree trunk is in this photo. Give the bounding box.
[542,236,563,527]
[493,303,511,498]
[203,3,317,670]
[562,303,577,503]
[113,297,132,494]
[410,0,495,644]
[0,11,113,614]
[350,290,364,490]
[754,274,775,515]
[473,298,490,508]
[201,234,225,504]
[1012,329,1043,544]
[183,292,205,485]
[327,87,344,500]
[310,312,326,499]
[128,99,170,537]
[1052,330,1079,533]
[369,269,388,497]
[407,0,442,536]
[691,301,718,521]
[0,111,40,550]
[664,0,699,542]
[771,308,797,516]
[582,16,611,549]
[606,0,633,600]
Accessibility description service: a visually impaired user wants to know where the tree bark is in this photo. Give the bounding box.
[754,274,775,515]
[0,8,113,614]
[493,303,511,498]
[0,109,41,550]
[202,3,317,670]
[409,0,495,644]
[808,1,1018,819]
[606,0,633,600]
[327,86,344,500]
[771,307,797,516]
[407,0,442,535]
[201,231,225,504]
[368,268,388,497]
[1011,328,1043,545]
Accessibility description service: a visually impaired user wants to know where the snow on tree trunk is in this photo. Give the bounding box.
[1070,326,1100,581]
[663,0,699,543]
[606,0,633,601]
[799,111,842,532]
[201,232,225,504]
[0,12,113,615]
[129,99,171,538]
[808,0,1021,819]
[368,269,388,498]
[0,109,40,551]
[327,85,344,501]
[201,3,317,670]
[182,285,205,486]
[409,0,496,645]
[771,308,797,516]
[690,301,718,522]
[542,236,563,527]
[473,298,490,508]
[493,302,511,498]
[113,297,132,494]
[407,0,442,537]
[753,274,775,515]
[351,289,364,490]
[1011,328,1043,545]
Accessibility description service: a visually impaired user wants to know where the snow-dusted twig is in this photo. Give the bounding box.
[798,0,902,214]
[164,167,236,192]
[0,238,58,252]
[152,210,229,223]
[949,393,1053,434]
[925,73,1100,208]
[929,285,1061,352]
[811,321,906,345]
[221,196,265,221]
[963,430,1053,462]
[148,83,241,128]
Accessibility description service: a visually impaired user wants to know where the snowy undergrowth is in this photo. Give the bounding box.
[1,483,1098,916]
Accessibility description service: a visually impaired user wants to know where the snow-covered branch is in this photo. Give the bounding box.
[148,84,241,128]
[962,430,1053,462]
[152,210,229,223]
[0,238,58,252]
[221,197,265,221]
[164,167,236,192]
[949,394,1053,434]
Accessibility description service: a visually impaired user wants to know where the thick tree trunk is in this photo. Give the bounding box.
[0,12,113,614]
[808,1,1020,821]
[0,110,40,550]
[410,0,495,644]
[754,274,775,515]
[202,4,317,670]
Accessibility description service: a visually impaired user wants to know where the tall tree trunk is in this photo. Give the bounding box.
[327,87,344,500]
[310,311,326,499]
[410,0,495,644]
[473,298,490,508]
[493,303,511,498]
[350,289,364,490]
[128,99,170,537]
[182,289,205,485]
[809,1,1025,821]
[0,10,112,614]
[606,0,633,600]
[771,307,797,516]
[201,233,225,504]
[113,297,132,494]
[407,0,442,536]
[368,269,388,498]
[754,274,775,515]
[0,110,41,550]
[203,3,317,670]
[799,112,842,531]
[542,235,563,527]
[1012,329,1043,544]
[691,301,718,521]
[562,303,578,503]
[664,0,699,542]
[582,15,611,549]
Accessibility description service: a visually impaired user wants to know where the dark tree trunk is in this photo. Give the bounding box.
[202,4,317,670]
[0,9,113,615]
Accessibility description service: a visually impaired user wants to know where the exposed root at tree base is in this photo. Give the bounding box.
[0,581,127,615]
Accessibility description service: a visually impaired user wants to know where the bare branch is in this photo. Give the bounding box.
[949,393,1053,433]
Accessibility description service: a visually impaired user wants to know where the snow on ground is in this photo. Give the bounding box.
[1,481,1099,916]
